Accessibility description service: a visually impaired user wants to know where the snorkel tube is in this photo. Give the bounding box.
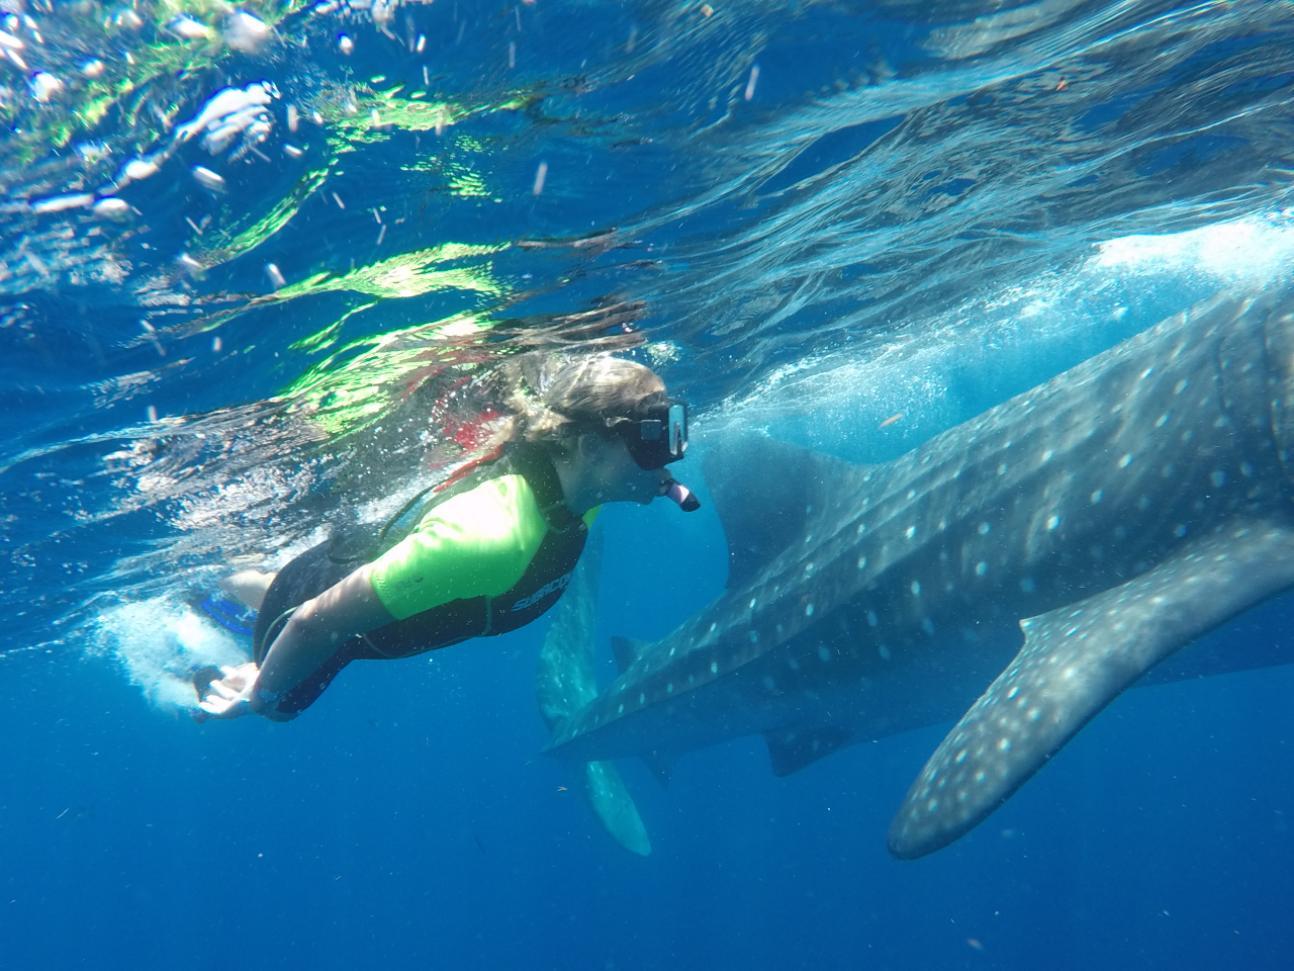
[663,478,700,512]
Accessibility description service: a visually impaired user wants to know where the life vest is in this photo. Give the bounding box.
[252,444,589,663]
[358,444,589,658]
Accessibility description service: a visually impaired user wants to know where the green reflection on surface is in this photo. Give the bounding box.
[3,1,313,164]
[280,312,493,438]
[275,241,508,302]
[194,86,528,267]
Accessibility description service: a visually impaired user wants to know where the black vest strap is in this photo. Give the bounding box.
[505,444,581,533]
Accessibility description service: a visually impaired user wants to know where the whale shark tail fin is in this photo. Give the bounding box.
[537,529,652,857]
[888,518,1294,859]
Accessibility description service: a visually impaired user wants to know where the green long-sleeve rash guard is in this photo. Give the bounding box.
[368,473,598,621]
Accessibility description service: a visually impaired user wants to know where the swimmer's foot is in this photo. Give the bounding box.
[218,569,275,611]
[192,664,224,702]
[194,661,262,721]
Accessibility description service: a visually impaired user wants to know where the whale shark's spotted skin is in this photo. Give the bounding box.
[546,291,1294,857]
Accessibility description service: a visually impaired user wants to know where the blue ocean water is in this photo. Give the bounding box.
[3,1,1294,967]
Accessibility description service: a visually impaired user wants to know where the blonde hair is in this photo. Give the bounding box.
[492,352,666,449]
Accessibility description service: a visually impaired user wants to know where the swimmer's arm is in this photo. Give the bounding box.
[252,563,394,710]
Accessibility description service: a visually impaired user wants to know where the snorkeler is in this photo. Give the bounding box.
[195,352,698,721]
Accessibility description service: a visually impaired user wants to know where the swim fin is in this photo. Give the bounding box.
[187,590,257,638]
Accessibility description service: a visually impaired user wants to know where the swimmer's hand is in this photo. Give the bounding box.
[195,661,262,720]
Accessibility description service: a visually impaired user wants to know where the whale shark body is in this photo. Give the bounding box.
[542,291,1294,857]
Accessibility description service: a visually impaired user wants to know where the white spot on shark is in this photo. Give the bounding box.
[1090,489,1103,504]
[1046,514,1060,531]
[976,561,988,576]
[1118,452,1134,469]
[1211,469,1227,488]
[978,522,991,536]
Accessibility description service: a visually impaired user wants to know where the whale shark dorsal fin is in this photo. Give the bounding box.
[701,432,871,588]
[888,519,1294,859]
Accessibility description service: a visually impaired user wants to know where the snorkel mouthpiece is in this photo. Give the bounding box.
[664,478,700,512]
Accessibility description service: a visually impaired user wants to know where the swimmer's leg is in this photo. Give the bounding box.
[219,569,276,611]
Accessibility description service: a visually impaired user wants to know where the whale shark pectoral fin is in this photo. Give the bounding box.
[611,635,649,674]
[888,518,1294,859]
[764,725,854,777]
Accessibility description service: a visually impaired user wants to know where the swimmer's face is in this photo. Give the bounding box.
[582,433,670,505]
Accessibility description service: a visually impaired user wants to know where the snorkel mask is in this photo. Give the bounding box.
[617,397,700,512]
[618,397,688,470]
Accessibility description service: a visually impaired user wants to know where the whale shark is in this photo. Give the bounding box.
[541,290,1294,858]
